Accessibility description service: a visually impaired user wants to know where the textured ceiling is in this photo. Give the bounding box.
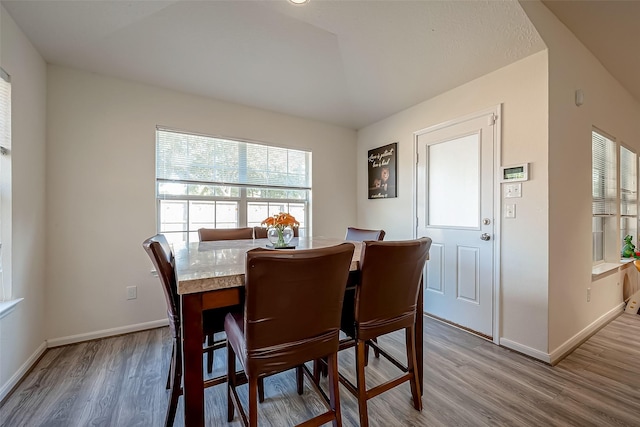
[1,0,546,129]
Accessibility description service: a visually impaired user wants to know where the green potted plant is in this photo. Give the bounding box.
[622,234,636,258]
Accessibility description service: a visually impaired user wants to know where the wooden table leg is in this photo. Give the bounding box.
[417,277,424,396]
[182,293,204,427]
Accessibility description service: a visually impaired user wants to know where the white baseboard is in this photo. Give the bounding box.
[0,341,47,403]
[500,338,551,363]
[0,319,169,405]
[46,319,169,348]
[548,303,624,365]
[500,303,625,365]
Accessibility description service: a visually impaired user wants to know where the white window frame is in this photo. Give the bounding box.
[620,144,637,255]
[0,68,12,305]
[591,128,640,270]
[155,128,311,245]
[592,129,617,265]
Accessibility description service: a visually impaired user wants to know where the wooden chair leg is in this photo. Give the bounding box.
[364,341,370,366]
[372,337,380,358]
[355,340,369,427]
[405,326,422,411]
[207,334,214,374]
[364,338,381,366]
[258,377,265,403]
[166,344,175,390]
[165,340,181,427]
[313,356,328,378]
[227,343,236,422]
[327,353,343,427]
[249,377,259,427]
[296,365,304,395]
[313,359,322,384]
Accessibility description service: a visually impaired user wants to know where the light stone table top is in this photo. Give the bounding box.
[174,237,362,295]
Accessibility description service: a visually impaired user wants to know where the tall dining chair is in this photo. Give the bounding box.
[344,226,386,242]
[337,237,431,427]
[143,234,239,427]
[198,227,254,241]
[198,226,254,373]
[343,226,386,360]
[225,243,355,427]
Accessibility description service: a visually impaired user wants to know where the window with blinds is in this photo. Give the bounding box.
[592,131,616,216]
[620,145,637,249]
[592,131,617,263]
[0,68,11,302]
[156,128,311,244]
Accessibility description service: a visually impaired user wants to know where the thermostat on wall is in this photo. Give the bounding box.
[501,163,529,182]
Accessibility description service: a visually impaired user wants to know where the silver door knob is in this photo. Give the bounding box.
[480,233,491,241]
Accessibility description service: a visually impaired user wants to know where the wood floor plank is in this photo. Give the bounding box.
[4,314,640,426]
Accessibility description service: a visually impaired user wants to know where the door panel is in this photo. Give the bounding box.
[416,110,496,338]
[457,245,479,303]
[426,243,444,293]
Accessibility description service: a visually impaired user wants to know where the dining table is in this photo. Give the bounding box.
[173,236,425,427]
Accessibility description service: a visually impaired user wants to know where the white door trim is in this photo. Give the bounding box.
[413,105,502,345]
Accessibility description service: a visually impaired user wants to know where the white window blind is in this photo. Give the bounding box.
[620,145,637,216]
[156,129,311,190]
[592,131,616,216]
[620,146,638,255]
[0,68,11,302]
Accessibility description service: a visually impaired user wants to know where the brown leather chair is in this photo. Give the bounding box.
[225,243,355,427]
[143,234,239,427]
[197,226,253,372]
[343,226,385,359]
[345,226,386,241]
[338,237,432,427]
[198,227,253,241]
[253,225,299,239]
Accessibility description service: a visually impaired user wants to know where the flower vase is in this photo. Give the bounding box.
[267,226,294,248]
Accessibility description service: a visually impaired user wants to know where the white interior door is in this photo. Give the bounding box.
[416,110,497,338]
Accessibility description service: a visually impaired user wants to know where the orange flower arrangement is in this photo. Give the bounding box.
[261,212,299,247]
[261,212,300,231]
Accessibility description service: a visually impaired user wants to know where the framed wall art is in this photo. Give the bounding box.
[368,142,397,199]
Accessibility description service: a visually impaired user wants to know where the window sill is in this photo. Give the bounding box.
[0,298,24,320]
[592,262,623,280]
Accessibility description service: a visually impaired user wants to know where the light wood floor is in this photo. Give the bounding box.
[3,313,640,426]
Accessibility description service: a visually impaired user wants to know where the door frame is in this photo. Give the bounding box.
[413,105,502,345]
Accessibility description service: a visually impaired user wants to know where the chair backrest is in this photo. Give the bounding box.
[142,234,180,337]
[243,243,355,376]
[253,226,299,239]
[345,227,386,241]
[354,237,432,340]
[253,227,268,239]
[198,227,254,241]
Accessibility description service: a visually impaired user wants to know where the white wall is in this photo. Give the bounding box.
[357,51,550,356]
[0,6,47,399]
[45,66,357,342]
[521,1,640,355]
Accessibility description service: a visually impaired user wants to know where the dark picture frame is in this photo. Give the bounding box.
[368,142,397,199]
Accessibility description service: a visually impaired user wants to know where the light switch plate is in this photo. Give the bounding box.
[504,183,522,198]
[505,204,516,218]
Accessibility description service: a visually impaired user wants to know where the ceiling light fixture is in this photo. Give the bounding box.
[288,0,309,4]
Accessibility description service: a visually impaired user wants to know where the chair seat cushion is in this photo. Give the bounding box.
[226,311,341,379]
